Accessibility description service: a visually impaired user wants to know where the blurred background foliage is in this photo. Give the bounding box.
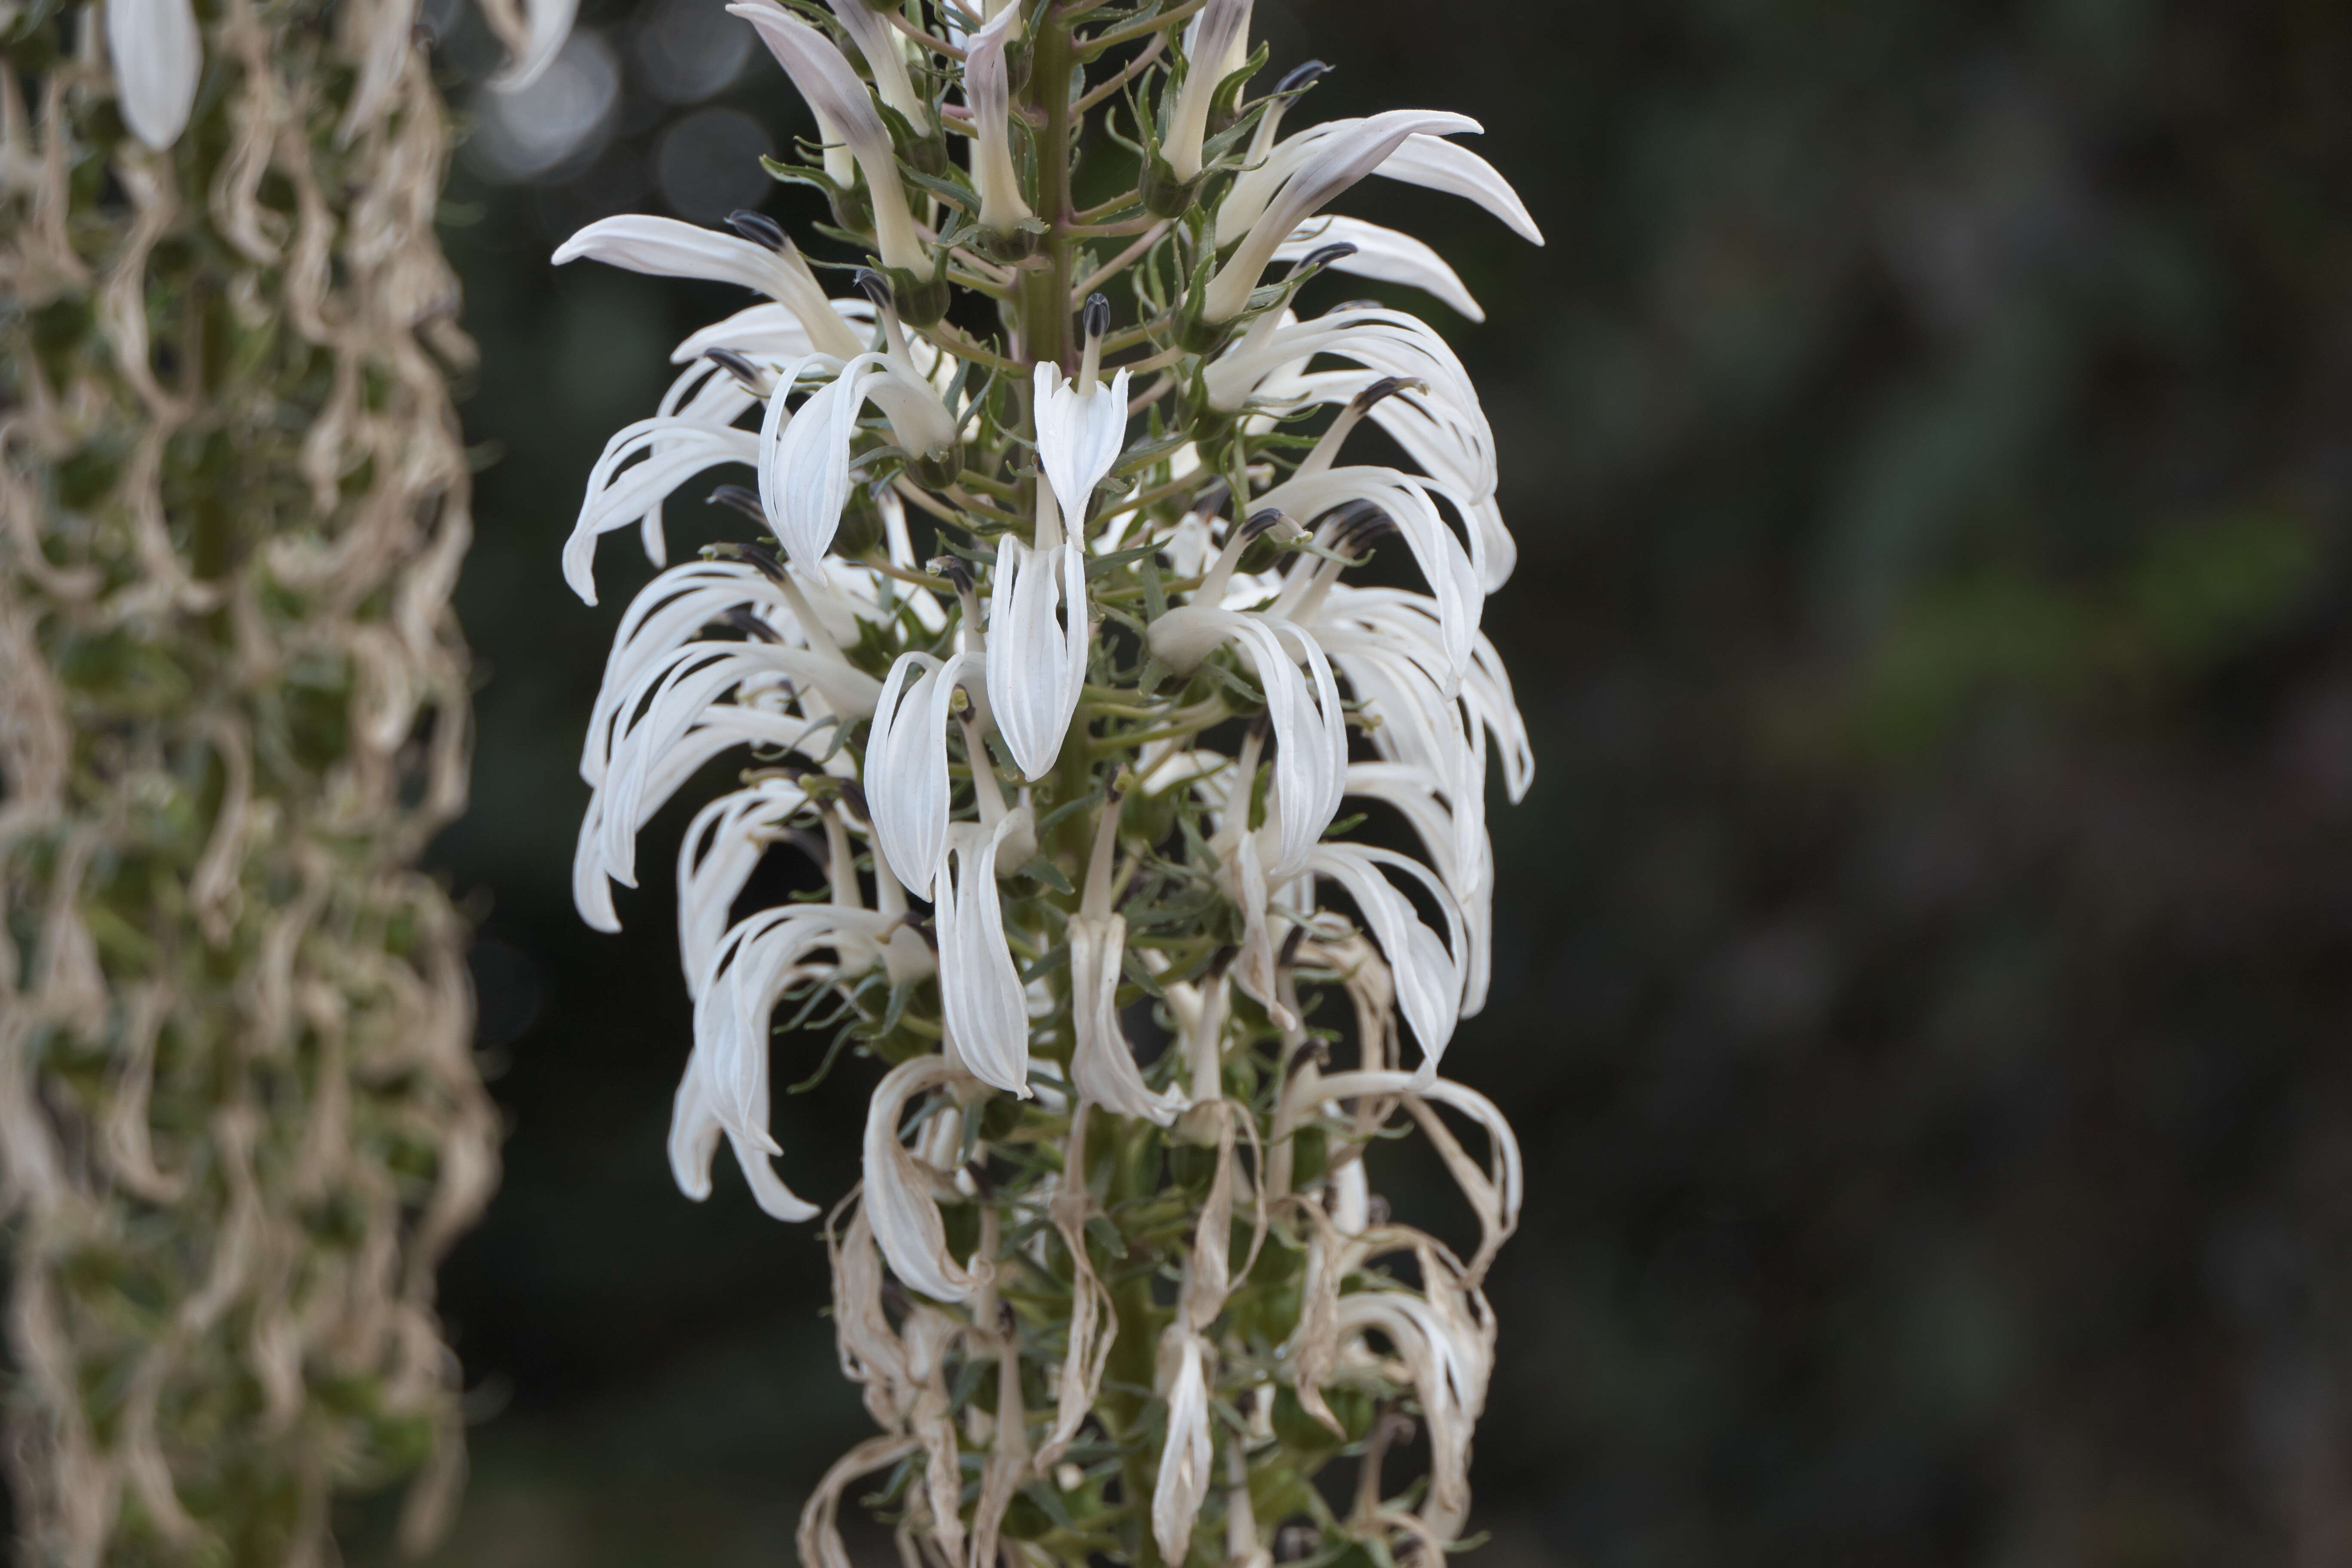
[346,0,2352,1562]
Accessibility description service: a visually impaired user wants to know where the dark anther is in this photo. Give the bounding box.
[718,608,781,644]
[965,1160,996,1200]
[1191,479,1232,523]
[1247,713,1272,742]
[1308,1038,1332,1069]
[905,916,940,954]
[1275,60,1331,95]
[704,347,765,390]
[997,1300,1019,1338]
[855,268,895,310]
[1083,292,1111,341]
[1210,943,1238,978]
[1299,242,1358,273]
[836,779,872,824]
[930,555,976,594]
[708,484,768,524]
[727,210,787,251]
[1277,925,1307,968]
[1347,375,1424,414]
[880,1278,910,1320]
[1241,507,1290,541]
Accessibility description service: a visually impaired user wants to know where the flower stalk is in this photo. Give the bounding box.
[560,0,1543,1561]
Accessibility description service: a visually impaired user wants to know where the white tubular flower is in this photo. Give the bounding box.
[1199,109,1477,323]
[554,214,866,360]
[866,649,983,897]
[729,2,931,274]
[106,0,201,151]
[1068,796,1188,1123]
[766,341,960,573]
[863,1056,983,1302]
[1032,358,1133,526]
[935,812,1035,1098]
[825,0,929,132]
[1148,603,1347,876]
[1271,215,1485,322]
[1161,0,1250,182]
[1303,843,1467,1084]
[963,4,1032,235]
[1152,1332,1213,1562]
[1254,466,1480,679]
[987,358,1130,779]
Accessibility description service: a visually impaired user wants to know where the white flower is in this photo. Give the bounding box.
[1148,602,1347,877]
[107,0,201,152]
[1200,109,1477,323]
[824,0,929,133]
[1067,800,1188,1123]
[764,318,960,573]
[863,1056,984,1301]
[1151,1331,1213,1562]
[963,5,1032,235]
[1161,0,1251,182]
[554,214,865,360]
[729,2,931,274]
[985,359,1130,780]
[934,812,1035,1097]
[865,649,983,897]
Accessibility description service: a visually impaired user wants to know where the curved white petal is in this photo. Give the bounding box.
[863,1056,982,1301]
[986,533,1088,780]
[1069,914,1187,1124]
[1272,214,1483,322]
[936,813,1033,1097]
[1032,363,1133,525]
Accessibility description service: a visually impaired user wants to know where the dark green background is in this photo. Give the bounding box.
[385,1,2352,1562]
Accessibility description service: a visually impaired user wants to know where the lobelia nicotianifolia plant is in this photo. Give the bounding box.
[557,0,1540,1562]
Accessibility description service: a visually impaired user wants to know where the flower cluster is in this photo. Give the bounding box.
[561,0,1538,1560]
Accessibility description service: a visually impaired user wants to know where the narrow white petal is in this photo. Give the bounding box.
[1272,215,1484,322]
[554,214,803,298]
[936,814,1034,1097]
[866,650,976,898]
[108,0,201,152]
[1151,1333,1214,1563]
[862,1056,980,1301]
[1069,915,1187,1124]
[985,535,1088,780]
[769,355,884,570]
[1378,132,1546,246]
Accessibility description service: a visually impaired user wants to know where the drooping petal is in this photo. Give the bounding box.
[865,650,980,898]
[936,813,1034,1098]
[986,534,1088,780]
[1152,1331,1214,1563]
[107,0,201,152]
[554,216,865,358]
[862,1055,981,1302]
[1378,132,1545,246]
[1305,842,1468,1083]
[1068,914,1186,1124]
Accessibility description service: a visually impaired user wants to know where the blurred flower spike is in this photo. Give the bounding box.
[557,0,1540,1559]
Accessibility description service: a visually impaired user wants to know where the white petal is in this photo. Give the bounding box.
[1032,363,1134,524]
[556,214,802,297]
[1151,1332,1214,1564]
[863,1056,980,1301]
[1305,843,1467,1082]
[985,535,1088,780]
[1378,132,1546,246]
[1069,915,1187,1124]
[108,0,201,152]
[936,814,1034,1097]
[1272,214,1483,322]
[768,355,890,570]
[865,650,977,898]
[564,416,760,604]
